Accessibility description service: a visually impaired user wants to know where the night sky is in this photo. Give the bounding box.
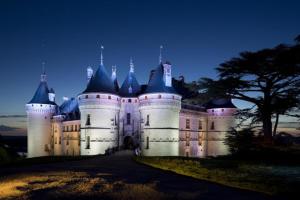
[0,0,300,118]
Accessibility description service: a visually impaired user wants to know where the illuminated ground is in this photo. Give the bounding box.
[0,151,273,200]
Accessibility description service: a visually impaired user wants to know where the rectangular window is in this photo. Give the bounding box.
[86,114,91,126]
[145,115,150,126]
[198,133,202,146]
[198,120,202,130]
[126,113,131,125]
[211,121,215,130]
[186,119,190,129]
[55,137,57,144]
[86,136,90,149]
[78,133,80,146]
[146,136,149,149]
[59,136,61,144]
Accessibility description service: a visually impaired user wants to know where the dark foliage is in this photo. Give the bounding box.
[199,37,300,139]
[225,128,255,155]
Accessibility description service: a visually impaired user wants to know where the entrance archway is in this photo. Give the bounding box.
[123,136,134,149]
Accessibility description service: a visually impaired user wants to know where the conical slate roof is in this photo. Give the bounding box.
[205,98,237,109]
[82,64,116,94]
[119,71,140,97]
[28,80,56,105]
[144,63,177,94]
[59,97,80,121]
[59,97,79,114]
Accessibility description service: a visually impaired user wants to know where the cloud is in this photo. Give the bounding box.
[0,125,20,131]
[0,115,26,118]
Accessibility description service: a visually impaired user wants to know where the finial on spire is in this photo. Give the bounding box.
[41,61,46,82]
[100,45,104,66]
[111,65,117,80]
[159,45,163,64]
[129,57,134,73]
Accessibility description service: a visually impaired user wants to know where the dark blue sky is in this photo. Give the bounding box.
[0,0,300,115]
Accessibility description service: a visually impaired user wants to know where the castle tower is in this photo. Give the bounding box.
[26,71,57,158]
[139,62,181,156]
[119,58,141,148]
[78,47,121,155]
[205,98,237,156]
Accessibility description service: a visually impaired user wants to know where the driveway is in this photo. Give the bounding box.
[0,150,276,200]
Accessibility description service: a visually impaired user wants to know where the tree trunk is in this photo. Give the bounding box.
[273,113,279,137]
[263,114,273,141]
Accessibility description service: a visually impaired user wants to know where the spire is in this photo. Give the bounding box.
[129,57,134,73]
[41,61,46,82]
[159,45,163,64]
[100,45,104,66]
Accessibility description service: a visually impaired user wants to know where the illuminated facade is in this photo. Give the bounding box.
[26,51,236,158]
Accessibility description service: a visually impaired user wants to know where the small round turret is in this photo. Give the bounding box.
[205,98,237,156]
[26,72,57,158]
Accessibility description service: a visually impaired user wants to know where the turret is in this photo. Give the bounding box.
[205,98,237,156]
[78,46,120,155]
[26,70,57,158]
[139,62,181,156]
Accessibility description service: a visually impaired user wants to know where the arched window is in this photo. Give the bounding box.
[108,95,111,99]
[145,96,148,100]
[85,95,88,99]
[128,99,132,103]
[158,94,162,99]
[96,95,100,99]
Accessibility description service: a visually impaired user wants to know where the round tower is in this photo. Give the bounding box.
[26,71,57,158]
[78,49,120,155]
[139,62,181,156]
[119,58,141,148]
[205,98,237,156]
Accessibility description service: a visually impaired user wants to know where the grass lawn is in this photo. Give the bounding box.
[134,156,300,198]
